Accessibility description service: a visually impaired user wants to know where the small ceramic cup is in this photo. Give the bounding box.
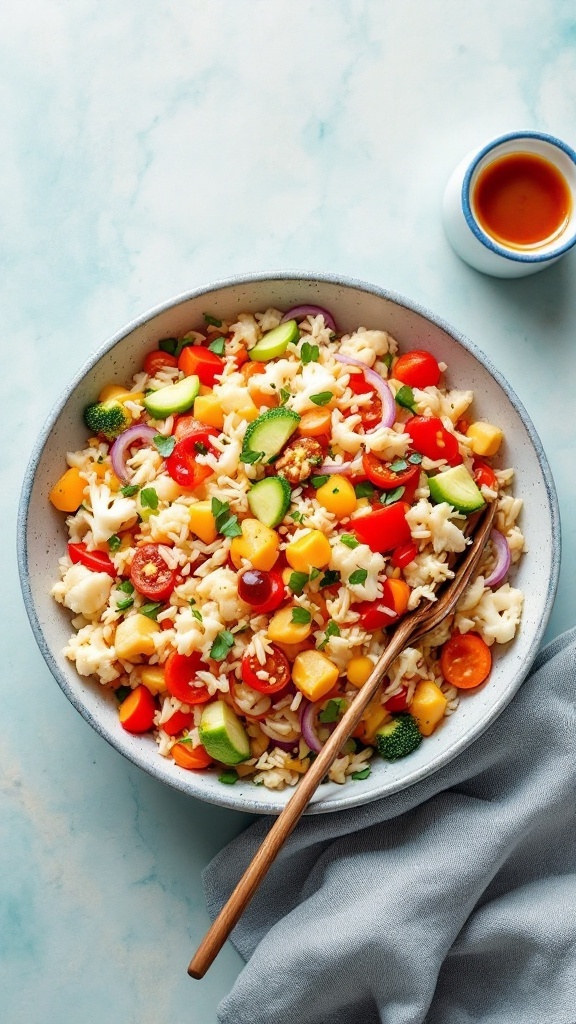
[442,130,576,278]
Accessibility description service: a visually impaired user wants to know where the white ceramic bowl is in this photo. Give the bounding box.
[18,273,560,814]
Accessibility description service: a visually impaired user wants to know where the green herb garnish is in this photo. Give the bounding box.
[291,607,312,625]
[159,337,178,356]
[288,571,311,596]
[211,497,242,538]
[311,475,329,489]
[395,385,417,412]
[240,449,264,465]
[108,534,122,552]
[114,685,132,704]
[116,596,134,611]
[140,487,159,510]
[204,313,222,327]
[408,452,423,465]
[120,484,139,497]
[300,342,319,365]
[279,388,291,406]
[389,458,408,473]
[117,580,134,594]
[318,620,341,651]
[351,766,371,781]
[340,534,359,549]
[381,486,405,505]
[140,602,163,620]
[208,336,226,355]
[154,433,176,458]
[218,769,239,785]
[210,630,235,661]
[348,568,368,586]
[309,391,333,406]
[318,697,347,723]
[320,569,340,588]
[354,481,375,499]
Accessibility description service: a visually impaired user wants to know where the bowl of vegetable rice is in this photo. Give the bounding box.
[18,272,560,814]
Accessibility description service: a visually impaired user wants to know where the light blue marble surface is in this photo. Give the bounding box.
[3,2,576,1021]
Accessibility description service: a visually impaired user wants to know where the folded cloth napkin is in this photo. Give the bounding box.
[204,628,576,1024]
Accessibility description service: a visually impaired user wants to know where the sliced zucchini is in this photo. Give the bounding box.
[248,320,299,361]
[199,700,251,765]
[247,476,292,528]
[428,464,486,514]
[143,375,200,419]
[241,407,300,465]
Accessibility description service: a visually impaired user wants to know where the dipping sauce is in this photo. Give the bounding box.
[472,152,572,249]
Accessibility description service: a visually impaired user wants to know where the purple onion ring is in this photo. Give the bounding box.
[483,528,511,588]
[280,305,337,332]
[299,700,324,753]
[335,352,396,431]
[110,424,158,482]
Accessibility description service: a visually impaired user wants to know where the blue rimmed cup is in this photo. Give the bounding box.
[442,130,576,277]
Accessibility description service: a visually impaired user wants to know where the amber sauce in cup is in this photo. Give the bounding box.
[472,152,572,249]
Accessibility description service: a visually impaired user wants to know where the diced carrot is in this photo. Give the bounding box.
[49,466,86,512]
[119,685,157,733]
[171,743,213,770]
[297,407,332,437]
[440,632,492,689]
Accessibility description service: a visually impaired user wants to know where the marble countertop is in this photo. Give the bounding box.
[4,2,576,1021]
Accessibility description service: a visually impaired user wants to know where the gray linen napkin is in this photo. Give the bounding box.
[204,628,576,1024]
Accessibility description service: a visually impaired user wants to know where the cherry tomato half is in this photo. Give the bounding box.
[68,542,116,578]
[172,416,217,442]
[241,645,291,695]
[164,651,211,704]
[166,432,218,489]
[237,569,286,613]
[405,416,462,465]
[129,544,176,600]
[390,542,419,570]
[393,350,441,389]
[440,632,492,690]
[384,685,410,712]
[352,501,412,553]
[143,349,178,376]
[362,452,420,492]
[473,458,498,491]
[178,345,225,386]
[348,372,383,430]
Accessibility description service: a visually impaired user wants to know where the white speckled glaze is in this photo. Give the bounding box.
[18,273,560,815]
[442,131,576,277]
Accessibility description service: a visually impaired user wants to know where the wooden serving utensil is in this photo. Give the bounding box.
[188,500,497,979]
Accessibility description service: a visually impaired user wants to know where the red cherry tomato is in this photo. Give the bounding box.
[384,686,410,712]
[237,569,286,613]
[119,685,157,733]
[162,708,194,736]
[172,416,217,442]
[164,651,211,704]
[129,544,176,600]
[393,350,441,389]
[166,432,218,489]
[67,542,116,578]
[352,501,412,553]
[241,645,291,695]
[405,416,462,465]
[390,542,419,569]
[355,579,409,630]
[178,345,225,386]
[473,458,498,491]
[362,452,420,491]
[348,372,383,429]
[143,349,179,376]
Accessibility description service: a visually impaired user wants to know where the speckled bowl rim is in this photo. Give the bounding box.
[17,271,561,815]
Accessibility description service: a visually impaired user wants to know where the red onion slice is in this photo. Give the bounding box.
[335,352,396,431]
[483,529,511,588]
[272,737,300,752]
[299,700,325,753]
[281,305,336,332]
[110,425,158,481]
[319,458,354,475]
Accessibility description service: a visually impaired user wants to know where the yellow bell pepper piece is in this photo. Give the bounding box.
[230,518,279,571]
[315,474,357,518]
[193,394,225,430]
[362,703,391,744]
[189,499,218,544]
[466,421,504,457]
[267,606,313,645]
[346,655,374,688]
[49,466,86,512]
[410,679,448,736]
[285,529,332,573]
[98,384,144,407]
[137,665,167,695]
[237,402,260,423]
[114,614,160,661]
[292,649,339,702]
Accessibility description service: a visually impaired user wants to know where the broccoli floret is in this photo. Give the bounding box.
[375,713,422,761]
[83,400,131,440]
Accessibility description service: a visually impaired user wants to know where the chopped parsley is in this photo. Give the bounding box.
[194,441,208,456]
[348,568,368,586]
[291,607,312,625]
[320,569,340,588]
[351,766,372,781]
[395,385,417,413]
[140,487,159,510]
[140,602,163,620]
[288,571,310,596]
[114,685,132,704]
[218,769,239,785]
[208,335,226,355]
[340,533,359,549]
[309,391,333,406]
[279,387,291,405]
[116,596,134,612]
[158,337,178,356]
[300,341,320,365]
[211,497,242,538]
[204,313,222,327]
[154,433,176,457]
[120,484,139,497]
[290,509,305,523]
[191,607,203,622]
[240,449,264,465]
[210,630,235,661]
[311,474,329,489]
[380,486,405,505]
[117,580,134,594]
[389,458,408,473]
[408,452,423,465]
[318,697,347,723]
[108,534,122,552]
[318,620,341,651]
[353,480,375,499]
